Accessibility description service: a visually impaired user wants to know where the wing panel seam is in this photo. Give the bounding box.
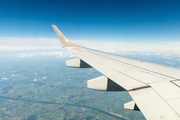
[150,86,180,117]
[87,50,177,80]
[74,52,148,86]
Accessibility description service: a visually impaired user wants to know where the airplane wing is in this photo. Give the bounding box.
[52,25,180,120]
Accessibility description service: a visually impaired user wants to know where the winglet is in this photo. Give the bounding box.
[52,25,78,47]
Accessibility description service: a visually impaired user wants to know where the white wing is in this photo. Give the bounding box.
[52,25,180,120]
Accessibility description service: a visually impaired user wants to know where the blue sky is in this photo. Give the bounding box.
[0,0,180,48]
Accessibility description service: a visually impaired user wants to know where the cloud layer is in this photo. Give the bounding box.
[1,37,180,51]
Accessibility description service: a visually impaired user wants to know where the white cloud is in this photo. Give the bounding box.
[1,37,180,52]
[166,42,180,45]
[16,51,74,58]
[13,49,180,59]
[0,45,62,51]
[1,78,8,80]
[72,40,180,51]
[0,37,63,51]
[10,74,20,77]
[41,76,47,79]
[0,37,60,46]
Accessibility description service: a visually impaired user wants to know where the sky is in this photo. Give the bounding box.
[0,0,180,51]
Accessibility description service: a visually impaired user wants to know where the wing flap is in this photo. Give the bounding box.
[167,98,180,117]
[129,87,180,120]
[150,80,180,117]
[150,81,180,101]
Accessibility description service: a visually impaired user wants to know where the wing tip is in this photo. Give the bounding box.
[51,25,57,29]
[52,25,78,47]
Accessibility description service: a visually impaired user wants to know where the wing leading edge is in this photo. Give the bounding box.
[52,25,180,120]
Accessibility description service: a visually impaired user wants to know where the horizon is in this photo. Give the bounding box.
[0,0,180,51]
